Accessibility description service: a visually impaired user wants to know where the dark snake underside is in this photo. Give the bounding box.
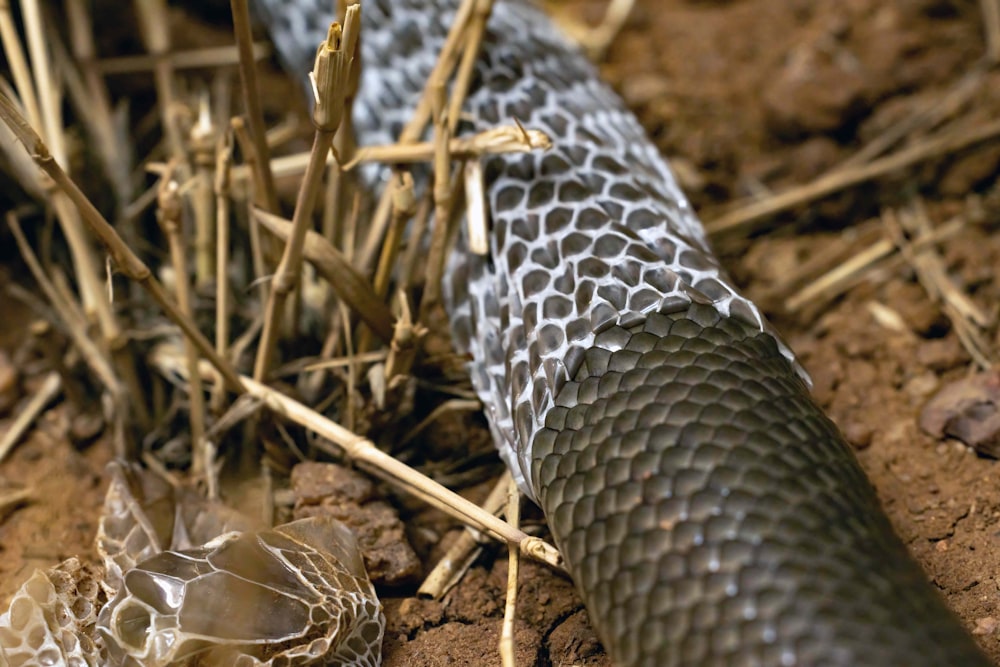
[252,0,992,664]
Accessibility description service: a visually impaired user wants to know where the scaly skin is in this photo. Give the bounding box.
[253,1,992,664]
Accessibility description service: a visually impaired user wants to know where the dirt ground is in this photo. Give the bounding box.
[1,0,1000,665]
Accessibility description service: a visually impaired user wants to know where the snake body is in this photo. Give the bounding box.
[253,0,992,664]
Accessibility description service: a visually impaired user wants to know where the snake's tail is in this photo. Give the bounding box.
[531,304,991,667]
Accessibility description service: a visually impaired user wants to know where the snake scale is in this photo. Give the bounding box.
[251,0,994,665]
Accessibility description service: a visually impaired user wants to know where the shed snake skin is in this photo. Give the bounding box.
[248,0,996,665]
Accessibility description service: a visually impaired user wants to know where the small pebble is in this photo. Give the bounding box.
[973,617,999,636]
[920,370,1000,457]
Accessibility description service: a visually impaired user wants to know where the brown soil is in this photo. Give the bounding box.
[1,0,999,665]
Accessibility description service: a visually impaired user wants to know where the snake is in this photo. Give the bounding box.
[246,0,997,665]
[0,1,987,666]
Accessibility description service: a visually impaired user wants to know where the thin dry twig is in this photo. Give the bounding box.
[418,470,513,599]
[191,95,218,288]
[707,118,1000,236]
[63,0,132,206]
[833,66,985,172]
[355,0,493,276]
[981,0,1000,63]
[157,168,207,476]
[499,474,521,667]
[0,372,61,463]
[253,207,395,342]
[883,203,995,367]
[0,89,245,392]
[784,216,966,314]
[421,82,456,318]
[99,42,272,75]
[154,347,565,570]
[254,11,360,382]
[134,0,187,164]
[0,487,32,520]
[230,0,279,212]
[341,125,552,169]
[548,0,636,61]
[214,132,234,388]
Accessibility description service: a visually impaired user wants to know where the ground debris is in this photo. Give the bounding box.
[920,370,1000,456]
[292,461,422,586]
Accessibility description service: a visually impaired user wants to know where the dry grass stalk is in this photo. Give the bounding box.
[320,0,361,250]
[157,169,207,475]
[371,174,417,301]
[883,203,995,367]
[7,214,130,456]
[17,0,121,345]
[151,348,566,569]
[397,194,435,297]
[253,208,395,342]
[500,474,522,667]
[230,117,272,304]
[0,371,60,463]
[0,90,246,392]
[0,3,41,133]
[449,0,494,131]
[707,117,1000,236]
[420,82,457,319]
[403,0,489,145]
[214,132,234,405]
[134,0,187,164]
[834,66,985,172]
[0,487,32,520]
[63,0,132,207]
[20,0,61,160]
[547,0,636,60]
[355,0,492,278]
[19,2,155,438]
[337,303,359,433]
[384,293,427,384]
[99,42,271,75]
[253,10,360,382]
[418,470,512,599]
[343,125,552,169]
[230,0,279,213]
[464,159,490,255]
[784,216,966,315]
[0,82,44,197]
[191,96,218,288]
[418,529,484,599]
[302,350,388,373]
[401,0,500,316]
[981,0,1000,63]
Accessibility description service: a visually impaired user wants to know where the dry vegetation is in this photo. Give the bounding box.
[0,0,998,664]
